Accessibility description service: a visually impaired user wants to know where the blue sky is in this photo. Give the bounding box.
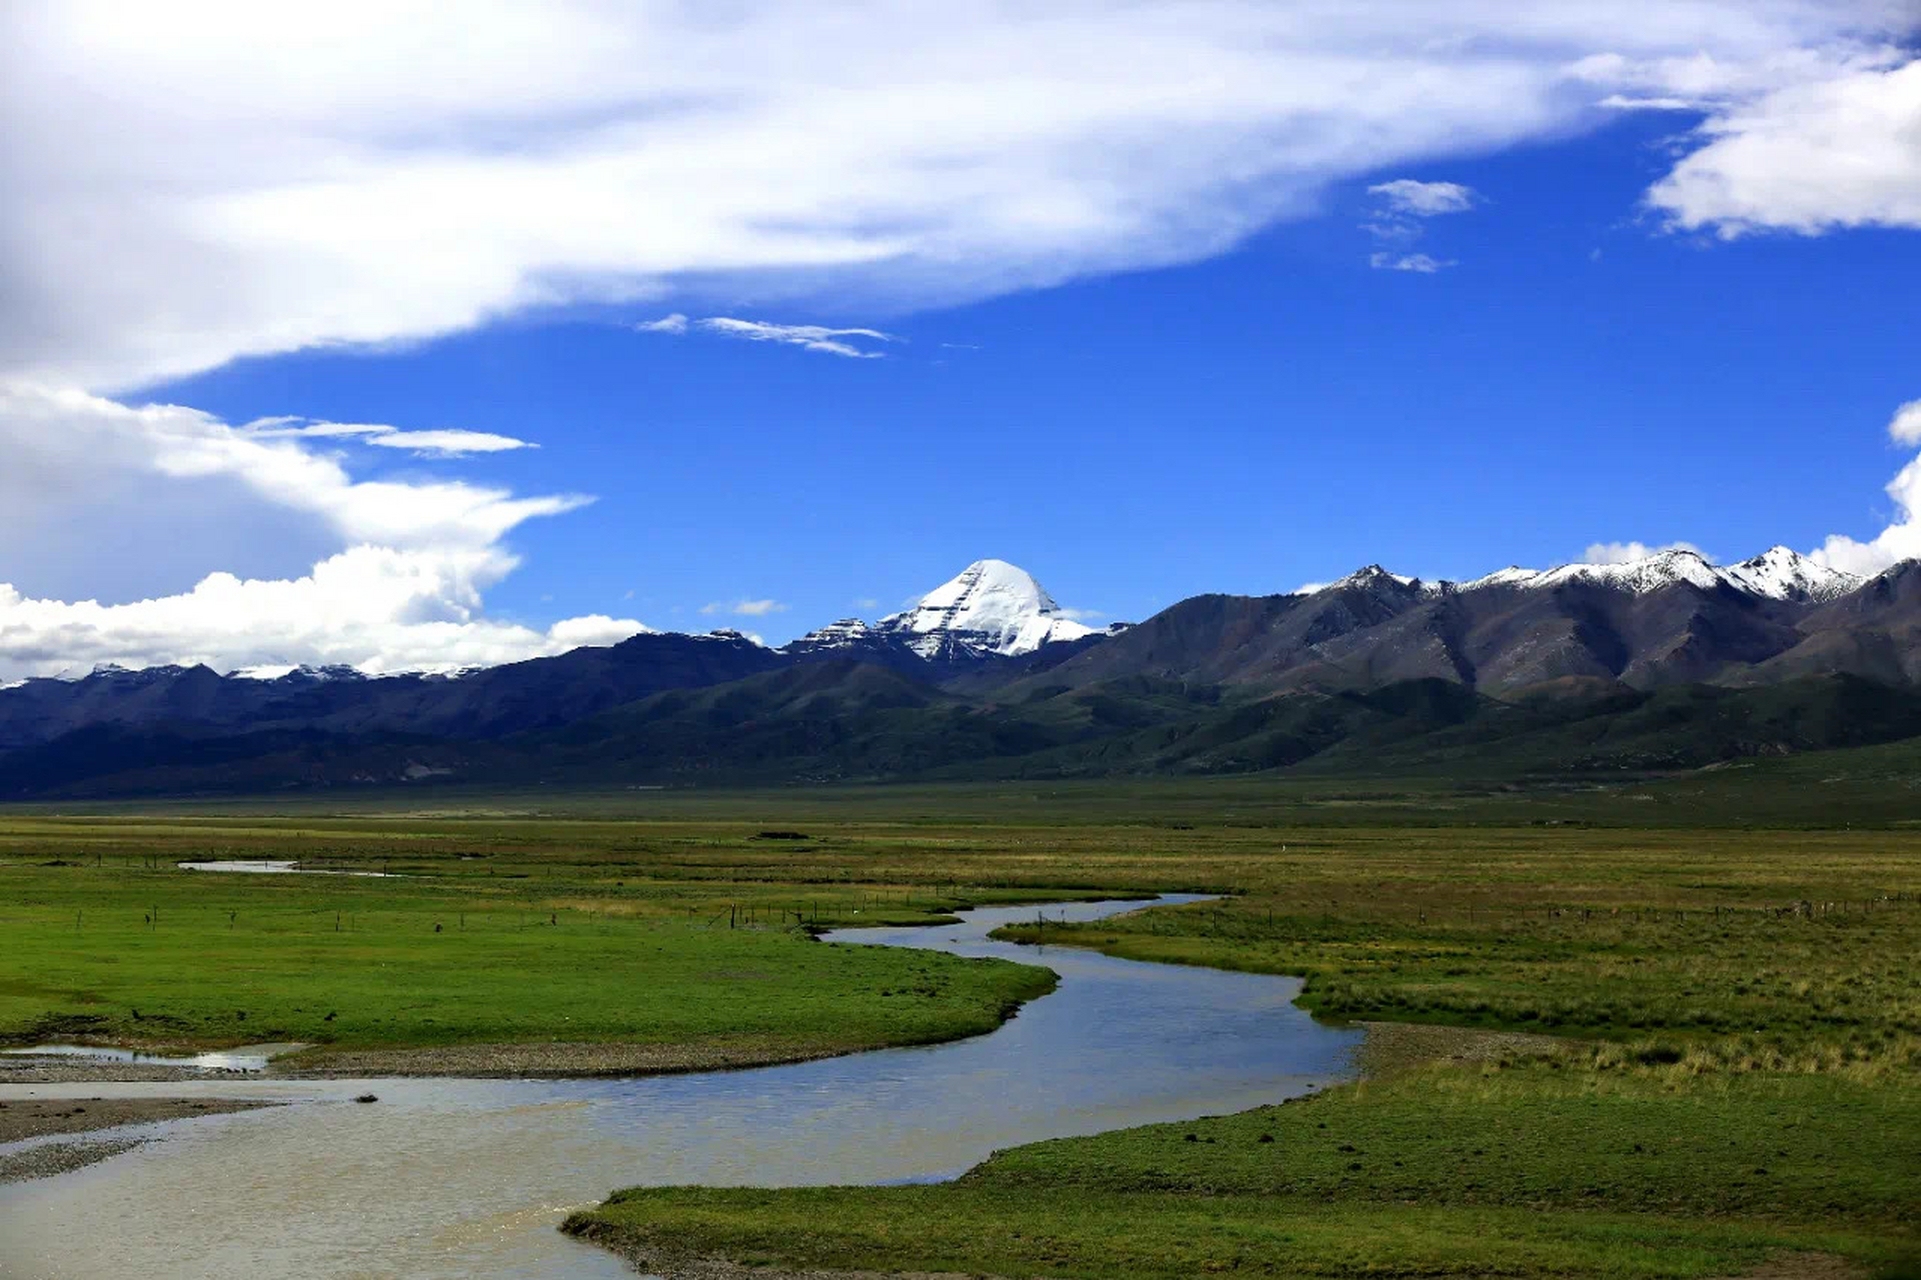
[3,4,1918,674]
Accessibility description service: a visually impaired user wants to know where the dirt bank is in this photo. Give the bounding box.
[276,1039,851,1078]
[561,1222,997,1280]
[0,1097,283,1185]
[0,1095,281,1144]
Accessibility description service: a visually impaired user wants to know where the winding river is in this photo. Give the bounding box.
[0,896,1362,1279]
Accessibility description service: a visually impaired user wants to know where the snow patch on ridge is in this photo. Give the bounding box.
[1314,546,1864,602]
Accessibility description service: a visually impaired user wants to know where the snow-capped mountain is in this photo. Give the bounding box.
[789,559,1097,661]
[1718,547,1863,602]
[877,559,1095,658]
[1316,547,1861,604]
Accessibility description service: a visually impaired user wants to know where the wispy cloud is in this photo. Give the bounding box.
[1055,607,1105,621]
[1366,179,1479,217]
[1360,178,1480,273]
[245,417,536,457]
[9,4,1905,391]
[1598,94,1700,111]
[701,598,789,617]
[1369,252,1452,274]
[637,315,901,359]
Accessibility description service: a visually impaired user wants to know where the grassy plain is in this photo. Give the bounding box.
[4,775,1920,1275]
[0,816,1081,1065]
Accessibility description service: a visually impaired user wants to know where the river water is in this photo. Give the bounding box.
[0,896,1361,1279]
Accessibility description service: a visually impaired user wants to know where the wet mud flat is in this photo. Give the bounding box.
[0,1097,283,1184]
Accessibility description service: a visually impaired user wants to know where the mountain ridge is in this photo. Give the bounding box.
[8,548,1921,796]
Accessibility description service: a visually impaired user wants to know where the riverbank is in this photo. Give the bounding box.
[565,1053,1919,1279]
[0,1097,283,1185]
[564,834,1921,1279]
[0,849,1067,1079]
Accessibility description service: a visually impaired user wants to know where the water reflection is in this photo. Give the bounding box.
[0,896,1360,1280]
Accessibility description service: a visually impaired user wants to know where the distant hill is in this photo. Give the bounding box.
[12,548,1921,796]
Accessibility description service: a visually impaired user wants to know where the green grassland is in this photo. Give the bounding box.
[4,779,1920,1276]
[0,819,1082,1061]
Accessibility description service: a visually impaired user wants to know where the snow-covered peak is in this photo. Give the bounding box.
[781,618,881,653]
[877,559,1094,657]
[1333,565,1417,589]
[1529,548,1723,594]
[1461,566,1538,590]
[1313,565,1440,597]
[1445,546,1863,601]
[1719,546,1862,602]
[229,663,368,682]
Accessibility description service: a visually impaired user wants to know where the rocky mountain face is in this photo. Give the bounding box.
[11,547,1921,795]
[1026,548,1895,698]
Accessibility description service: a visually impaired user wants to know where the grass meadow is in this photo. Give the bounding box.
[2,780,1918,1276]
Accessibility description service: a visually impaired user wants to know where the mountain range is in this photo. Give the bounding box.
[10,549,1921,796]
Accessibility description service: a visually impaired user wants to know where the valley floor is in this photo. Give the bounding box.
[2,783,1918,1277]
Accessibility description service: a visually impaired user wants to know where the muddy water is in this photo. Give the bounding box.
[0,896,1361,1280]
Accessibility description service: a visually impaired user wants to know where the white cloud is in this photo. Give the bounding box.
[1361,179,1477,268]
[1889,399,1921,447]
[1055,607,1105,621]
[853,597,880,609]
[0,551,649,678]
[637,314,899,358]
[1366,179,1479,216]
[5,3,1914,391]
[1291,581,1330,595]
[1647,58,1921,236]
[1582,540,1709,564]
[1812,397,1921,575]
[245,418,536,457]
[701,598,789,617]
[1369,252,1453,274]
[1597,94,1700,111]
[1359,220,1423,244]
[0,383,643,679]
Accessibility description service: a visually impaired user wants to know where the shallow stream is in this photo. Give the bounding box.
[0,895,1361,1279]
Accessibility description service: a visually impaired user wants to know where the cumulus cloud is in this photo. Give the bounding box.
[6,3,1915,390]
[1811,397,1921,575]
[700,598,789,617]
[1582,540,1710,564]
[1366,179,1479,216]
[1888,399,1921,446]
[0,383,643,679]
[0,550,649,678]
[640,316,900,359]
[1645,57,1921,236]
